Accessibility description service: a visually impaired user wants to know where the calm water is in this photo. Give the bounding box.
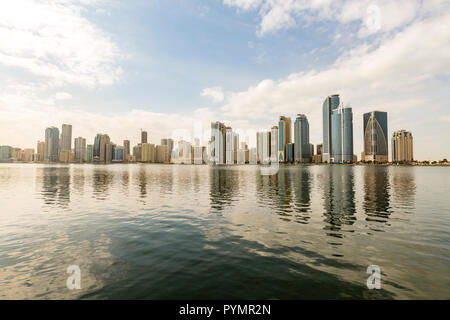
[0,164,449,299]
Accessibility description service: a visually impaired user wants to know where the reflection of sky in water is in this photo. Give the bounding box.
[0,164,448,299]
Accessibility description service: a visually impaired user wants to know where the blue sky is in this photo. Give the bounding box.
[0,0,449,160]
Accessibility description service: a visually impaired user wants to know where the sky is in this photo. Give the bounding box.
[0,0,449,160]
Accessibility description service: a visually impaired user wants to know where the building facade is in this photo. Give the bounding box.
[294,114,311,163]
[363,111,388,163]
[330,104,354,163]
[322,94,341,163]
[392,130,414,162]
[278,116,292,162]
[44,126,60,162]
[74,137,86,163]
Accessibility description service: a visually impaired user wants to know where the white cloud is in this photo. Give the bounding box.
[55,92,73,100]
[201,86,225,103]
[0,0,123,88]
[224,0,447,36]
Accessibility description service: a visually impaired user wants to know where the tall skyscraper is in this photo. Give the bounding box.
[294,114,311,163]
[141,130,148,144]
[94,134,110,163]
[74,137,86,163]
[270,126,278,163]
[363,111,388,163]
[36,141,45,162]
[278,116,292,162]
[330,104,354,163]
[60,124,72,151]
[0,146,13,162]
[226,126,234,164]
[44,126,60,162]
[112,146,125,162]
[86,145,93,163]
[322,94,340,163]
[211,121,226,164]
[392,130,414,162]
[123,140,130,160]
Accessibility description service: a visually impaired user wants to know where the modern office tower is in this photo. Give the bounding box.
[156,145,169,163]
[193,146,205,165]
[123,140,130,160]
[36,141,45,162]
[249,147,257,164]
[12,148,23,161]
[391,130,414,162]
[226,127,234,164]
[261,131,271,164]
[161,138,174,162]
[233,133,239,163]
[294,114,311,163]
[330,104,354,163]
[141,130,148,144]
[178,140,192,164]
[86,145,93,163]
[211,121,226,164]
[23,149,34,162]
[141,143,150,162]
[270,126,278,163]
[133,145,141,162]
[44,126,60,162]
[286,143,294,163]
[278,116,292,162]
[363,111,388,163]
[105,143,113,164]
[93,134,111,163]
[310,144,314,157]
[74,137,86,163]
[112,146,125,162]
[60,124,72,152]
[59,149,73,163]
[316,144,323,155]
[322,94,341,163]
[256,131,263,163]
[0,146,13,162]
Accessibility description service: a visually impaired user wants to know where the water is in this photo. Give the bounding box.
[0,164,449,299]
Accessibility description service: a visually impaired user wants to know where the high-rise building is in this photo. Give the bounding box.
[86,145,93,163]
[316,144,323,155]
[123,140,130,160]
[193,146,205,165]
[141,143,155,163]
[44,126,60,162]
[278,116,292,162]
[23,149,34,162]
[249,147,257,164]
[294,114,311,163]
[0,146,13,162]
[105,143,113,164]
[322,94,341,163]
[330,104,354,163]
[262,131,271,164]
[286,143,294,163]
[156,145,169,163]
[392,130,414,162]
[178,140,191,164]
[74,137,86,163]
[270,126,278,163]
[36,141,45,162]
[226,127,234,165]
[141,130,148,144]
[112,146,125,162]
[256,131,263,163]
[93,134,110,163]
[60,124,72,151]
[161,138,174,162]
[363,111,388,163]
[211,121,226,164]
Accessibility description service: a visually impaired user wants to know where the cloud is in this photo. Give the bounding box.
[224,0,447,36]
[55,92,73,100]
[0,0,123,88]
[201,86,225,103]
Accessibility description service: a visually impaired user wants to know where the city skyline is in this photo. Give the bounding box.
[0,1,449,161]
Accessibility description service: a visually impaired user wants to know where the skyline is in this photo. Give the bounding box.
[0,1,449,161]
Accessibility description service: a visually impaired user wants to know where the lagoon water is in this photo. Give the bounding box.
[0,164,449,299]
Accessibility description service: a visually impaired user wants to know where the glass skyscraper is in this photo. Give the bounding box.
[44,126,60,162]
[330,105,354,163]
[322,94,340,163]
[363,111,388,162]
[294,114,311,163]
[278,116,292,162]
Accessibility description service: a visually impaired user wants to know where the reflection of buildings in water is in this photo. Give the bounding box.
[92,168,114,200]
[292,167,312,224]
[391,167,416,213]
[72,167,85,195]
[255,167,293,220]
[121,170,130,193]
[209,167,240,212]
[40,167,71,207]
[321,166,356,238]
[136,167,148,198]
[363,166,391,224]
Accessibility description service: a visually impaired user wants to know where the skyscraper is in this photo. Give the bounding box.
[123,140,130,160]
[36,141,45,162]
[363,111,388,163]
[94,134,110,163]
[226,126,234,164]
[278,116,292,162]
[330,104,354,163]
[44,126,60,162]
[270,126,278,163]
[0,146,13,162]
[322,94,340,163]
[294,114,311,163]
[60,124,72,151]
[86,145,93,163]
[211,121,226,164]
[392,130,414,162]
[74,137,86,163]
[141,130,148,144]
